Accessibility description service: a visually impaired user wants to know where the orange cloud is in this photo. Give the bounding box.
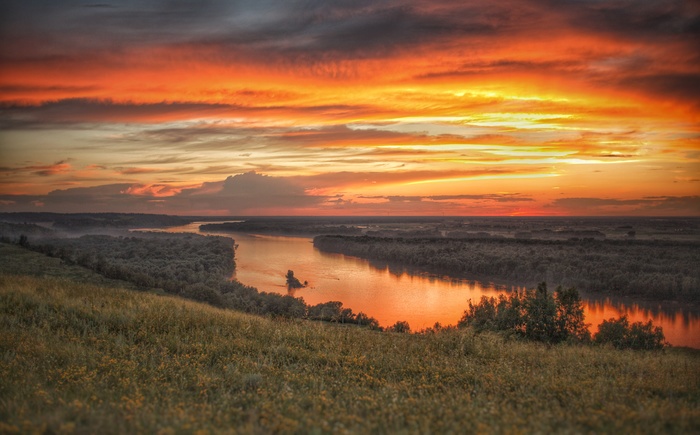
[0,1,698,215]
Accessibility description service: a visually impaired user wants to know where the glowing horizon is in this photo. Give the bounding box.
[1,1,698,216]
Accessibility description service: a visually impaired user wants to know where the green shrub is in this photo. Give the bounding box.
[594,316,666,350]
[459,282,590,343]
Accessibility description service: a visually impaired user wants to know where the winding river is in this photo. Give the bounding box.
[151,222,700,348]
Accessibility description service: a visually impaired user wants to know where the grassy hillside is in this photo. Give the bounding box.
[1,247,699,433]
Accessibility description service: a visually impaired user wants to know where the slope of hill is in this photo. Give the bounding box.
[0,246,698,433]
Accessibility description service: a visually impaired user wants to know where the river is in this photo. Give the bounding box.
[149,222,700,348]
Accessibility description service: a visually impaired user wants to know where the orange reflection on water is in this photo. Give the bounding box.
[583,299,700,349]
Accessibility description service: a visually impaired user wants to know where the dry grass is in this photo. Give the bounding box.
[0,245,699,433]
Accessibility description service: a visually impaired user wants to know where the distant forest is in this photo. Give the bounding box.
[314,236,700,303]
[200,220,362,235]
[0,212,191,230]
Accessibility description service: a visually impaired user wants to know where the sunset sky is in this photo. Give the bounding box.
[1,0,698,216]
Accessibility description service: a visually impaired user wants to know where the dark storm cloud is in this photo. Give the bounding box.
[615,73,700,104]
[0,0,476,57]
[0,0,511,64]
[0,99,233,127]
[2,0,698,107]
[545,0,700,39]
[2,0,696,63]
[0,1,232,51]
[0,99,374,128]
[200,1,501,61]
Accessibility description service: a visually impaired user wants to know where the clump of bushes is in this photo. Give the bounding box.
[458,282,590,344]
[459,282,666,350]
[387,320,411,333]
[307,301,382,329]
[593,315,666,350]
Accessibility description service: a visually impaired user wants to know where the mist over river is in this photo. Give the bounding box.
[149,222,700,348]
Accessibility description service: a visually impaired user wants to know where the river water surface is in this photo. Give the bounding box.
[153,223,700,348]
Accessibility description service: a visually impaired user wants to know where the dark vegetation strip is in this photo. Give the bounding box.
[314,235,700,302]
[6,230,383,330]
[200,220,362,235]
[0,212,191,230]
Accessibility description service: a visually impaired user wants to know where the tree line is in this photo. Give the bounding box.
[0,212,190,230]
[14,231,383,330]
[200,220,362,236]
[314,235,700,302]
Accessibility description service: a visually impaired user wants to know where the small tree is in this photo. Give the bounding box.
[522,282,558,343]
[554,286,590,342]
[285,270,305,289]
[458,296,497,331]
[388,320,411,333]
[594,316,628,348]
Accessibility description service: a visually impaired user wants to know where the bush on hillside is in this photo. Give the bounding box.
[387,320,411,333]
[458,282,590,343]
[594,316,666,350]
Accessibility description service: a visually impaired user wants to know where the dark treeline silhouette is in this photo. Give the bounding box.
[0,212,191,230]
[314,235,700,302]
[201,220,362,236]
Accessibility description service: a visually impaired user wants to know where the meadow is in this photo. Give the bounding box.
[1,245,699,433]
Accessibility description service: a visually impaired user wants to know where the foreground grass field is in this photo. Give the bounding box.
[1,247,699,433]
